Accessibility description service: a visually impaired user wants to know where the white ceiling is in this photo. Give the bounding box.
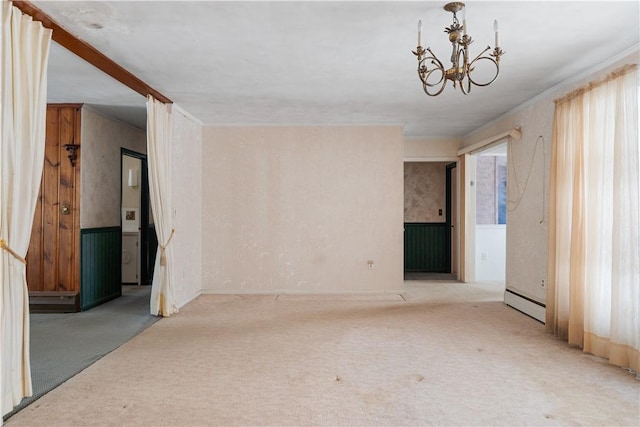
[37,1,639,137]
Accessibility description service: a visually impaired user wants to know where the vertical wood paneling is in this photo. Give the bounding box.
[80,227,121,311]
[58,107,75,291]
[42,108,60,291]
[26,105,82,295]
[404,223,448,272]
[26,178,43,287]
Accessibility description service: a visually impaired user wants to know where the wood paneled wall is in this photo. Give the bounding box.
[27,105,82,295]
[404,223,448,272]
[80,227,121,310]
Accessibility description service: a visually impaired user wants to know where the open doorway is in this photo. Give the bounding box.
[404,161,458,279]
[121,149,157,287]
[473,144,507,284]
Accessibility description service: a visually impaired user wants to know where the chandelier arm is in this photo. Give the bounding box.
[467,55,500,87]
[417,48,447,96]
[423,74,447,96]
[469,45,492,64]
[460,45,472,94]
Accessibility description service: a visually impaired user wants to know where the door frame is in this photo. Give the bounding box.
[120,148,152,285]
[445,162,457,275]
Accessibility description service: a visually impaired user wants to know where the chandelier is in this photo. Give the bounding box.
[412,2,504,96]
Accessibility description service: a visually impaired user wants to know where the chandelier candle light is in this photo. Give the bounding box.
[412,2,504,96]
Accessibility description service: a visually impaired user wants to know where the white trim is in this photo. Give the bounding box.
[504,289,545,323]
[403,156,459,162]
[176,288,202,309]
[457,127,521,156]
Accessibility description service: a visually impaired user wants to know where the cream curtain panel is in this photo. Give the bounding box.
[147,95,178,317]
[0,1,51,418]
[547,64,639,374]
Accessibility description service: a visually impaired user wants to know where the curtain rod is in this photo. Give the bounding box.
[12,0,172,105]
[554,63,638,105]
[457,127,522,156]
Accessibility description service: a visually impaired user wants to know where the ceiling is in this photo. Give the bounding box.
[36,1,639,137]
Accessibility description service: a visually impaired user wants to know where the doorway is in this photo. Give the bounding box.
[121,149,157,286]
[403,161,457,274]
[473,144,507,283]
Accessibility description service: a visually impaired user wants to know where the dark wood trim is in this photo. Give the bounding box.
[445,162,457,274]
[47,103,84,108]
[12,1,172,104]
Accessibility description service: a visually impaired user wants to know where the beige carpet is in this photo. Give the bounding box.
[7,281,639,426]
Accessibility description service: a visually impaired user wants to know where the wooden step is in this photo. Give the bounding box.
[29,291,80,313]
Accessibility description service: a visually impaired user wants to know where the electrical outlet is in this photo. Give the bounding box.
[367,260,374,270]
[541,279,545,288]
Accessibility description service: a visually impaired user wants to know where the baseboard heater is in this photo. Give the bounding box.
[504,289,545,324]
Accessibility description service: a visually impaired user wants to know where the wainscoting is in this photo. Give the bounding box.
[80,227,121,310]
[404,222,448,272]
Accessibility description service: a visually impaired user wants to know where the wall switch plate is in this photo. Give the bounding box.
[438,209,443,216]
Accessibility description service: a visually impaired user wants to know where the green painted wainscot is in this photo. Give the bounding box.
[404,222,448,273]
[80,227,122,310]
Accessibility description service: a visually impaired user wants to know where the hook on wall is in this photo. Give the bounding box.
[63,144,80,167]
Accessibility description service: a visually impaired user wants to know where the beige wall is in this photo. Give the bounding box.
[460,48,639,304]
[201,126,404,293]
[80,107,146,229]
[404,162,447,223]
[404,137,459,160]
[121,155,141,210]
[170,107,203,307]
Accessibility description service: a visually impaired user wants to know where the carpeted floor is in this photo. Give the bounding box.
[5,280,640,426]
[4,285,158,420]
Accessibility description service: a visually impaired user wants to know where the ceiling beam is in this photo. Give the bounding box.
[12,0,172,104]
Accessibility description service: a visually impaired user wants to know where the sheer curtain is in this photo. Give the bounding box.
[1,1,51,417]
[147,95,178,317]
[547,64,639,374]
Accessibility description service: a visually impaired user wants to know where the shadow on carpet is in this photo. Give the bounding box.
[4,285,159,421]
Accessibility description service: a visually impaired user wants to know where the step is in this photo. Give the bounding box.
[29,291,80,313]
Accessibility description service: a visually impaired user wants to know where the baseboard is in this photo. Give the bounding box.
[504,289,545,323]
[201,289,406,296]
[176,289,202,309]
